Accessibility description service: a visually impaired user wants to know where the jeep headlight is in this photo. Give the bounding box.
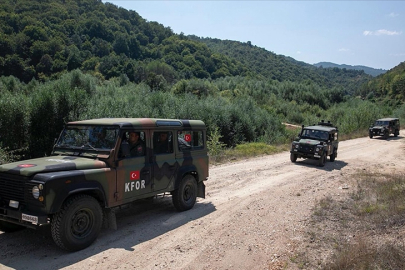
[32,186,40,199]
[32,184,44,200]
[316,147,322,152]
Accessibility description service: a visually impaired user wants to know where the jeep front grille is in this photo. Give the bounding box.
[0,173,37,207]
[298,145,315,154]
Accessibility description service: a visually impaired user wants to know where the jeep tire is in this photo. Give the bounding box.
[330,149,337,162]
[384,130,389,139]
[51,195,103,251]
[172,175,197,212]
[318,153,327,167]
[394,130,399,137]
[290,153,297,163]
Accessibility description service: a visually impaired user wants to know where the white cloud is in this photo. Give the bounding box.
[389,12,399,17]
[296,51,301,55]
[338,48,350,52]
[363,29,402,36]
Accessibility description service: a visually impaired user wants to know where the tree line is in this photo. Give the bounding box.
[2,70,404,163]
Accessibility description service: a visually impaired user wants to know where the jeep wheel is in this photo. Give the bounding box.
[51,195,103,251]
[172,175,197,212]
[394,130,399,137]
[330,149,337,162]
[0,220,25,232]
[384,131,389,139]
[290,153,297,163]
[318,153,326,167]
[369,133,373,139]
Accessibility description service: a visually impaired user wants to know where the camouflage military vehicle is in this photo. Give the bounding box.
[0,118,208,251]
[290,120,339,167]
[369,117,400,139]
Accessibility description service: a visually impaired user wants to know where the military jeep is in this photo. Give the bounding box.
[369,118,400,139]
[0,118,209,251]
[290,120,339,167]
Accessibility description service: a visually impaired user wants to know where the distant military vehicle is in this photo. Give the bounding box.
[369,118,400,139]
[290,120,339,167]
[0,118,209,251]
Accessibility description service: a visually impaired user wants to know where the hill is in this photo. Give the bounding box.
[314,62,387,77]
[0,0,372,94]
[188,36,373,94]
[357,61,405,102]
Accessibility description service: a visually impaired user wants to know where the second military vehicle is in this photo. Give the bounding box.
[369,118,400,139]
[290,120,339,167]
[0,118,209,251]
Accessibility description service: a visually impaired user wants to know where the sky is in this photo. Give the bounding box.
[102,1,405,70]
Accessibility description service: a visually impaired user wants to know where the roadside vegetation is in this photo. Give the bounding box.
[293,171,405,269]
[1,69,404,163]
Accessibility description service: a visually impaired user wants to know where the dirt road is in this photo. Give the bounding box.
[1,133,404,270]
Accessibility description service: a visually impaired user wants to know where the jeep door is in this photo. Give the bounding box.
[115,130,153,204]
[152,131,177,192]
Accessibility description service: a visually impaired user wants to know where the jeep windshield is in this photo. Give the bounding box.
[54,125,119,152]
[301,129,329,141]
[374,121,389,126]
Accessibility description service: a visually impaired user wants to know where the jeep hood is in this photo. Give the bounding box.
[0,156,107,177]
[298,138,321,146]
[371,125,386,129]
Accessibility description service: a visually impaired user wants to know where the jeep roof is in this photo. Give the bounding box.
[68,118,206,128]
[375,117,399,122]
[304,121,338,133]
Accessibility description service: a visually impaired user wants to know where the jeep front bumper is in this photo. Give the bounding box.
[0,206,49,229]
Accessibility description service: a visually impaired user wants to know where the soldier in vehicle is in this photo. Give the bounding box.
[156,132,171,153]
[93,128,110,149]
[128,131,145,157]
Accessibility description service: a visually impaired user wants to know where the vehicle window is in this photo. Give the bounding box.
[153,131,173,154]
[177,131,204,151]
[57,126,118,150]
[302,129,328,140]
[120,131,146,158]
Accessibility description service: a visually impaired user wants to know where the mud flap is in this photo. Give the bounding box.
[197,181,206,199]
[103,208,117,230]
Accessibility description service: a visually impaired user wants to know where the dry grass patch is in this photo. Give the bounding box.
[292,171,405,269]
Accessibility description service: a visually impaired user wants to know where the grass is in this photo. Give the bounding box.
[209,142,290,164]
[294,171,405,269]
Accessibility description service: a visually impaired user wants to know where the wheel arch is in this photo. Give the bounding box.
[49,183,107,214]
[173,167,205,198]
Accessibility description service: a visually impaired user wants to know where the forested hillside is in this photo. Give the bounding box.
[357,61,405,103]
[188,36,372,95]
[0,0,405,163]
[0,0,252,85]
[314,62,387,77]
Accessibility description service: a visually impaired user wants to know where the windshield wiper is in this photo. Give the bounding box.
[81,143,97,150]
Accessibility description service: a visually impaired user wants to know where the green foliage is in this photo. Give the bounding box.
[359,61,405,102]
[233,142,279,156]
[206,126,226,162]
[189,36,372,94]
[0,0,248,83]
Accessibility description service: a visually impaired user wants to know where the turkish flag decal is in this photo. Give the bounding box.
[184,134,191,142]
[130,170,140,180]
